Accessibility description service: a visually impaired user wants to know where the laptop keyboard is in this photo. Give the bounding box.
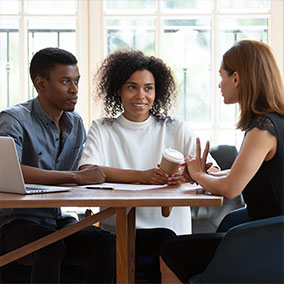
[26,186,46,193]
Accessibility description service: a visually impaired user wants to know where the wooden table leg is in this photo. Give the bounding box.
[116,207,136,284]
[128,207,136,282]
[161,206,172,217]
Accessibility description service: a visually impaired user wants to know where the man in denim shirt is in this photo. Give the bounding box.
[0,48,115,283]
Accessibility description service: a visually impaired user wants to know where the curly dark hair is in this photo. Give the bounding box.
[94,49,177,118]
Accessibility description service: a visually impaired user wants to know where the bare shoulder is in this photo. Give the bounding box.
[241,127,277,161]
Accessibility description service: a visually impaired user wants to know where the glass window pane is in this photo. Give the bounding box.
[27,18,76,98]
[25,0,77,15]
[0,0,20,14]
[27,17,76,54]
[0,18,19,110]
[218,17,268,61]
[162,0,212,12]
[218,0,270,12]
[216,129,244,150]
[219,102,238,128]
[106,18,155,55]
[104,0,155,13]
[194,129,213,145]
[162,18,211,127]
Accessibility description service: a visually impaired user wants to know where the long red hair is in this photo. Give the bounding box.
[222,40,284,130]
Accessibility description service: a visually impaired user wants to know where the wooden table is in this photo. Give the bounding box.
[0,184,223,283]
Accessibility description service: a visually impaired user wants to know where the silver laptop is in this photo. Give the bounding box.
[0,136,70,194]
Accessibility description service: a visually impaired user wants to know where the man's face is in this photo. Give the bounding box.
[40,64,80,113]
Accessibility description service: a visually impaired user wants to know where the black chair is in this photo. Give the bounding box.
[217,206,250,232]
[192,144,245,233]
[210,144,238,170]
[0,214,87,283]
[189,215,284,283]
[0,262,84,283]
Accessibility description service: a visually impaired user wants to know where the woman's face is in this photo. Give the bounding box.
[119,69,155,122]
[218,66,239,104]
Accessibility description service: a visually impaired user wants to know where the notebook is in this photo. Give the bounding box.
[0,136,70,194]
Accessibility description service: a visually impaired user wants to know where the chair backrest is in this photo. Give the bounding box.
[189,215,284,283]
[209,144,238,170]
[192,144,245,233]
[217,207,250,232]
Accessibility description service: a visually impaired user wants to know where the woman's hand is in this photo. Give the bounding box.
[167,170,184,185]
[181,164,195,183]
[140,168,169,184]
[181,162,213,184]
[140,167,185,185]
[185,138,210,181]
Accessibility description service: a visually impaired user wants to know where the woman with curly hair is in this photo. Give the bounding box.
[78,49,218,282]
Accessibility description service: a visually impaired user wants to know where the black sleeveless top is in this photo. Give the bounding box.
[242,113,284,220]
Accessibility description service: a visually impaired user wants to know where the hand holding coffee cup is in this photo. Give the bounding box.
[160,148,184,217]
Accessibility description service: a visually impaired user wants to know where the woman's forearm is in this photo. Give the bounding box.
[79,164,169,185]
[193,170,244,200]
[101,166,142,183]
[208,169,230,177]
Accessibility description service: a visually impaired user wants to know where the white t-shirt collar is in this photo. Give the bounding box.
[118,113,154,129]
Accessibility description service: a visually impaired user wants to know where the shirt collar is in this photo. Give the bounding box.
[117,113,153,129]
[33,97,73,129]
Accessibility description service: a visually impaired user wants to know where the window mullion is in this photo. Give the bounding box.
[155,0,161,57]
[19,0,28,103]
[270,0,284,77]
[210,0,219,146]
[76,0,90,127]
[88,0,104,125]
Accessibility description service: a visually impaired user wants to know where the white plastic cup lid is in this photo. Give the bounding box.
[162,148,184,164]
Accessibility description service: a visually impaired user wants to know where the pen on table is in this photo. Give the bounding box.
[86,186,114,190]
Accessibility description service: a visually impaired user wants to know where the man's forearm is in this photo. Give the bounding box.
[21,165,77,185]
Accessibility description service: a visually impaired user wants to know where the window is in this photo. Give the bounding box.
[0,0,77,109]
[1,0,283,148]
[90,0,283,148]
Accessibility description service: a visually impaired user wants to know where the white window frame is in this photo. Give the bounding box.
[1,0,283,146]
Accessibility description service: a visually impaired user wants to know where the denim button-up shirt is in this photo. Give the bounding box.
[0,97,86,228]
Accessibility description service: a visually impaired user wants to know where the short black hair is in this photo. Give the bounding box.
[29,47,78,83]
[95,49,177,118]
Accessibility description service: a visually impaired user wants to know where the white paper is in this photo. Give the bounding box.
[82,182,168,191]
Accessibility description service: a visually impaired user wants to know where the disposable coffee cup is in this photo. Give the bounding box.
[160,148,184,175]
[160,148,184,218]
